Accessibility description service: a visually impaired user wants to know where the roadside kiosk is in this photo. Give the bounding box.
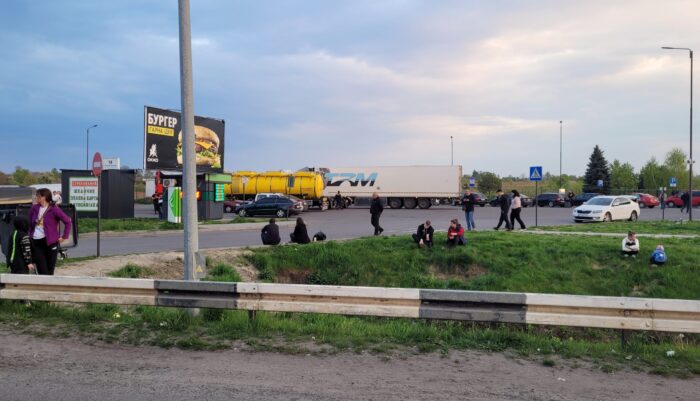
[160,172,231,220]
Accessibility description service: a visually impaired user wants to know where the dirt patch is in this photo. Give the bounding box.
[57,248,259,282]
[275,268,312,284]
[429,264,487,281]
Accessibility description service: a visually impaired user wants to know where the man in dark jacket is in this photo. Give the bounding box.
[681,191,691,213]
[370,192,384,235]
[462,190,476,231]
[412,220,434,248]
[261,218,281,245]
[493,189,512,231]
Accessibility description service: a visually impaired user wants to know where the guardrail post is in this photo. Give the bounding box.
[248,310,257,322]
[620,329,630,348]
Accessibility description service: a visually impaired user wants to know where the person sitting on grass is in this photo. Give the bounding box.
[289,217,311,244]
[621,231,640,257]
[650,245,667,266]
[446,219,466,247]
[261,218,281,245]
[412,220,434,248]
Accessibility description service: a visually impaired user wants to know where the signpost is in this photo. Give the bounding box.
[92,152,103,257]
[468,177,476,188]
[670,177,677,188]
[530,166,543,227]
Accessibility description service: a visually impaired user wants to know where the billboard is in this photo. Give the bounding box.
[144,106,225,172]
[69,177,99,212]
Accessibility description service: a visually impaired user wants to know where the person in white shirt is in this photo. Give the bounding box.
[621,231,640,257]
[509,190,526,230]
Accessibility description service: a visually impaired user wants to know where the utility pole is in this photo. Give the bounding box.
[559,120,563,190]
[450,136,454,166]
[85,124,97,169]
[178,0,198,280]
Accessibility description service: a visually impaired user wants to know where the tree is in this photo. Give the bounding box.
[583,145,610,192]
[609,160,637,192]
[639,157,669,192]
[664,148,689,190]
[0,171,9,185]
[11,166,35,186]
[477,171,502,194]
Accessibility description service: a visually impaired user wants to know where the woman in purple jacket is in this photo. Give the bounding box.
[29,188,72,275]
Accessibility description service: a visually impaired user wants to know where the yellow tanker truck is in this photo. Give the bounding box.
[225,170,328,209]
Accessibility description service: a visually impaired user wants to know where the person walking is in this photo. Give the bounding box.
[681,191,690,213]
[289,217,311,244]
[29,188,72,275]
[509,190,526,230]
[261,218,281,245]
[461,190,476,231]
[493,189,512,231]
[370,192,384,235]
[9,215,35,274]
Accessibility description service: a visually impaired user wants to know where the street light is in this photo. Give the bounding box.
[450,136,454,166]
[662,46,693,221]
[559,120,563,190]
[86,124,98,169]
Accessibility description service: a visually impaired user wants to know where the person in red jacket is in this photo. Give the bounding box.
[446,219,466,247]
[29,188,72,275]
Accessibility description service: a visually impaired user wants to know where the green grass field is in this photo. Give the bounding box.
[532,220,700,235]
[1,232,698,376]
[78,216,271,233]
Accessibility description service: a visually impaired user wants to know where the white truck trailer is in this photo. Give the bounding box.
[317,165,463,209]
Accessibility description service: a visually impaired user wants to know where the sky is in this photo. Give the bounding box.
[1,0,699,177]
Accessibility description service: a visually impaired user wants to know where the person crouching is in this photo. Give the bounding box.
[447,219,466,247]
[621,231,639,257]
[412,220,434,248]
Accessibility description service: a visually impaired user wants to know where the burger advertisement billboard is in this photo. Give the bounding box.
[144,106,225,172]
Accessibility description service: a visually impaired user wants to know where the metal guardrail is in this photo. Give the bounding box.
[0,274,698,333]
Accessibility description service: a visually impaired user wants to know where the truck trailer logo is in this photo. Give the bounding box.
[326,172,378,187]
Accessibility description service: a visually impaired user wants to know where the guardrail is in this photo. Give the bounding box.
[0,274,698,333]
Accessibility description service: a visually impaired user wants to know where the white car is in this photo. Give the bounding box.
[572,196,640,223]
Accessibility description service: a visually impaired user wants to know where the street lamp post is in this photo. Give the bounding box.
[662,46,694,221]
[86,124,98,169]
[559,120,563,190]
[450,136,454,166]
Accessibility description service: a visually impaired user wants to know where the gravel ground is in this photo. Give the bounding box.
[0,332,696,401]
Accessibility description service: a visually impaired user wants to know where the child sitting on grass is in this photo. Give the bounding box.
[621,231,639,257]
[650,245,667,266]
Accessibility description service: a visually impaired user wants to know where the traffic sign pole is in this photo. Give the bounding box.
[529,166,543,227]
[535,182,538,227]
[92,152,103,257]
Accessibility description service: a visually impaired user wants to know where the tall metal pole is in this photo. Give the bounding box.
[179,0,198,281]
[85,124,97,169]
[450,136,454,166]
[559,121,563,190]
[662,46,694,221]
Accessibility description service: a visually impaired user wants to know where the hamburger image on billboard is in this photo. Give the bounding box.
[144,106,225,173]
[176,125,221,169]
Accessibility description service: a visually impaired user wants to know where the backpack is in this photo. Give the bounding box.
[313,231,327,242]
[652,250,667,264]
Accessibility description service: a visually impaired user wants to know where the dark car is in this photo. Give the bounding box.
[224,199,251,213]
[535,193,566,207]
[571,192,599,207]
[521,194,533,207]
[472,192,488,207]
[237,197,302,217]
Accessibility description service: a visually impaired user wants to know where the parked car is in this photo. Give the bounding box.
[520,194,533,207]
[535,193,567,207]
[571,192,600,207]
[472,192,488,207]
[665,191,700,208]
[572,196,640,223]
[223,199,252,213]
[628,193,660,208]
[237,197,303,217]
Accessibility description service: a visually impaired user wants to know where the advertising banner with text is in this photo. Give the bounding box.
[69,177,98,212]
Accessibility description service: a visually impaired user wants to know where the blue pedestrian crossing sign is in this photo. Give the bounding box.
[468,177,476,188]
[529,166,543,181]
[670,177,677,188]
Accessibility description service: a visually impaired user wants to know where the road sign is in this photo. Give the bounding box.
[670,177,677,188]
[103,157,120,170]
[596,179,604,188]
[529,166,543,181]
[92,152,103,177]
[468,178,476,188]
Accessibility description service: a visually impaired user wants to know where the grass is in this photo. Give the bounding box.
[108,264,154,278]
[1,235,699,377]
[244,232,700,300]
[533,220,700,235]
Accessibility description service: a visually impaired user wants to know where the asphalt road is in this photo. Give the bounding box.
[64,204,694,258]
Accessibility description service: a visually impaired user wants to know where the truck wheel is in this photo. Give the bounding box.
[403,198,417,209]
[417,198,431,209]
[388,198,403,209]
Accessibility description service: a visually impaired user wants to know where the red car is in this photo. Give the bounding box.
[631,193,660,208]
[665,191,700,208]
